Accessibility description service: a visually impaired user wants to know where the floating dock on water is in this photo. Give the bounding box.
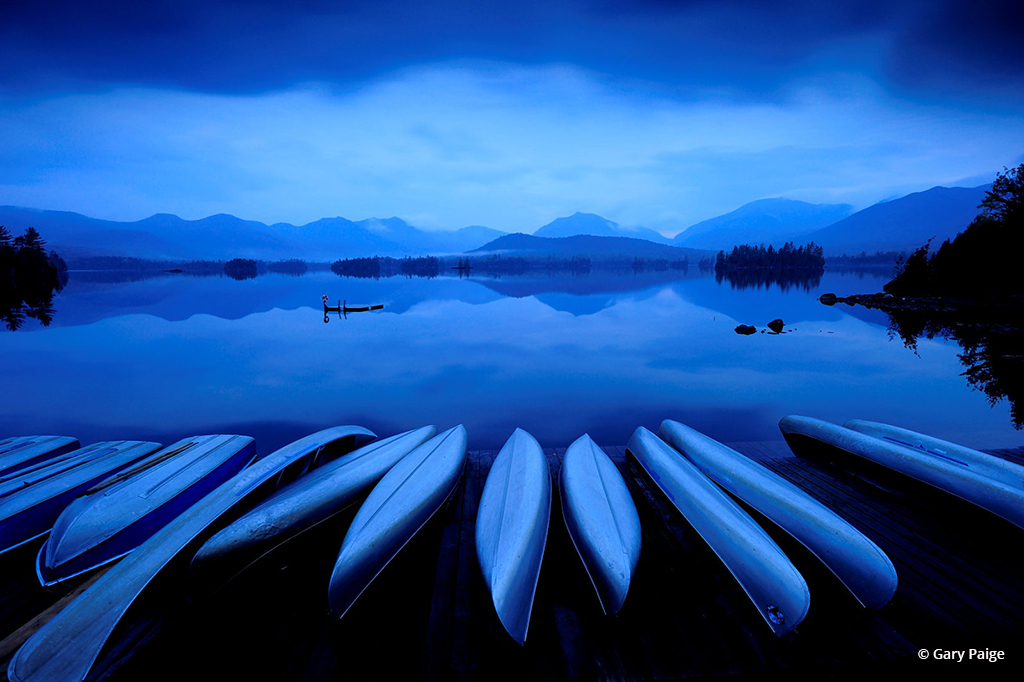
[1,440,1023,680]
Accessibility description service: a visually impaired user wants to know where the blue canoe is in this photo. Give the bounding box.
[658,419,897,610]
[0,441,164,556]
[476,428,551,644]
[8,425,375,682]
[38,434,257,588]
[780,415,1024,531]
[0,436,79,478]
[189,426,437,595]
[560,434,641,616]
[329,425,467,619]
[627,426,809,637]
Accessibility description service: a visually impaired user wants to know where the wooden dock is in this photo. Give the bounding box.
[2,440,1023,680]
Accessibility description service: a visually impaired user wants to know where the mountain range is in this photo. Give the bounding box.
[0,181,993,262]
[672,198,854,250]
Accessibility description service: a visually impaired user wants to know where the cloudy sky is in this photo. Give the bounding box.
[1,1,1022,234]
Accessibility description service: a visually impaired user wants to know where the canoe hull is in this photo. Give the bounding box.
[329,425,467,620]
[658,419,896,610]
[780,415,1024,531]
[627,427,809,636]
[189,426,437,595]
[38,435,257,587]
[476,428,551,644]
[8,426,375,682]
[844,419,1024,490]
[0,441,164,557]
[559,434,640,616]
[0,437,80,478]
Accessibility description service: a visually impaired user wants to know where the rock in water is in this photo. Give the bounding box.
[735,324,757,335]
[767,319,784,333]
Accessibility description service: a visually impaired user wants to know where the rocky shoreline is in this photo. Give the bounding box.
[818,292,1024,331]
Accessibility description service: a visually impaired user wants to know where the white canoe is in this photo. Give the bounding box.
[844,419,1024,490]
[8,426,375,682]
[0,441,164,556]
[780,415,1024,531]
[476,428,551,644]
[328,425,467,619]
[559,434,640,616]
[38,434,257,587]
[658,419,896,610]
[189,426,436,595]
[0,436,79,477]
[626,427,809,636]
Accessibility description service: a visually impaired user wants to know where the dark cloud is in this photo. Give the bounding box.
[1,1,1022,104]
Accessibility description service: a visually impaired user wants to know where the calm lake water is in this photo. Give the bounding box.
[2,267,1021,453]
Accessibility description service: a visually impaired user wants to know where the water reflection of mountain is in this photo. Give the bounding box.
[49,272,503,327]
[475,270,702,316]
[885,308,1024,429]
[49,266,895,328]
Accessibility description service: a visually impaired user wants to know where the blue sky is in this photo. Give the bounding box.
[2,1,1022,235]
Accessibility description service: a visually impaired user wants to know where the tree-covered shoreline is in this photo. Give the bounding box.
[885,164,1023,299]
[1,226,68,330]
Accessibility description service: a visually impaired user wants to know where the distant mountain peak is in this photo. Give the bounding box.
[673,199,855,250]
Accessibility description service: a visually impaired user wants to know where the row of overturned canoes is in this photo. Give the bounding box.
[2,415,1023,681]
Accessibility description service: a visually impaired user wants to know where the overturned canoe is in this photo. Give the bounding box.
[476,428,551,644]
[560,434,640,616]
[0,436,79,478]
[8,425,375,682]
[38,434,257,588]
[329,425,467,620]
[780,415,1024,531]
[626,427,809,636]
[0,441,163,556]
[658,419,896,610]
[844,419,1024,490]
[189,426,436,595]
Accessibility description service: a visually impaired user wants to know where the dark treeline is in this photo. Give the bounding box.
[331,255,600,279]
[224,258,258,280]
[632,257,689,274]
[886,164,1024,299]
[68,256,309,278]
[715,242,825,271]
[1,226,67,330]
[331,256,442,279]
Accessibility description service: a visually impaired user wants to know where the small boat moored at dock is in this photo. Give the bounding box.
[0,436,79,478]
[8,425,375,682]
[476,428,552,644]
[780,415,1024,531]
[560,433,640,616]
[658,419,896,610]
[0,441,164,557]
[329,425,467,620]
[189,426,437,595]
[626,426,810,636]
[37,434,257,588]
